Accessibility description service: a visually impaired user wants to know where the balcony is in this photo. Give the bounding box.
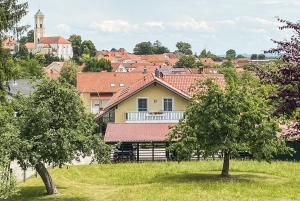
[126,111,185,123]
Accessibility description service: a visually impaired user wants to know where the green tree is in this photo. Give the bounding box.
[200,49,207,58]
[226,49,236,60]
[16,80,110,195]
[236,54,245,59]
[175,55,196,68]
[176,41,193,55]
[251,54,258,60]
[68,34,82,62]
[220,60,235,68]
[18,59,44,79]
[59,61,78,86]
[169,71,290,176]
[0,101,21,199]
[83,58,112,72]
[81,40,97,57]
[0,0,28,36]
[152,40,169,54]
[133,41,153,55]
[258,54,266,60]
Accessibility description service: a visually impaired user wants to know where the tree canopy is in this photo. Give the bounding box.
[254,18,300,137]
[16,80,110,195]
[175,55,196,68]
[169,70,290,176]
[59,61,78,86]
[83,58,112,72]
[176,41,193,55]
[133,40,169,55]
[225,49,236,60]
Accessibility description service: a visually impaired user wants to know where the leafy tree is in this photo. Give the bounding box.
[254,18,300,137]
[18,59,44,79]
[33,53,60,66]
[251,54,258,60]
[200,49,207,58]
[69,34,82,61]
[176,41,192,55]
[81,40,97,57]
[0,0,28,36]
[16,80,110,195]
[0,101,21,199]
[133,41,153,55]
[152,40,169,54]
[169,70,291,176]
[26,29,34,42]
[236,54,245,59]
[175,55,196,68]
[59,61,78,86]
[220,60,235,68]
[258,54,266,60]
[14,43,29,59]
[83,58,112,72]
[226,49,236,60]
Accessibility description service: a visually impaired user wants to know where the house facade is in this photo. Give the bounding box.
[77,72,146,114]
[95,72,224,161]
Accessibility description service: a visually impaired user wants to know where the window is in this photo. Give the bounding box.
[163,98,173,111]
[40,23,43,28]
[137,98,147,112]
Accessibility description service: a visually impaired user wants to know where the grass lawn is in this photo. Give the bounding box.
[9,161,300,201]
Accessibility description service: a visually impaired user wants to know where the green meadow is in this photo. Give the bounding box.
[10,161,300,201]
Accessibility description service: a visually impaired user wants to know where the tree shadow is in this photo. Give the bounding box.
[9,186,89,201]
[154,172,272,184]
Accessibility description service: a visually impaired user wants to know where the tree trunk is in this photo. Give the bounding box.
[221,150,230,177]
[35,162,58,195]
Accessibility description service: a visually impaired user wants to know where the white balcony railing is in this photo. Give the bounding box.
[126,111,185,122]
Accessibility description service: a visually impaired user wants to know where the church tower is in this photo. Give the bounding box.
[34,9,45,47]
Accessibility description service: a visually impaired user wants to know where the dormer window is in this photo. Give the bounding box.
[110,83,115,87]
[120,83,125,87]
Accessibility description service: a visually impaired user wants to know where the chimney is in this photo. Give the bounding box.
[143,66,147,74]
[155,68,160,77]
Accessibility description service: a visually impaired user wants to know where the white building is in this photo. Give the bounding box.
[26,10,73,60]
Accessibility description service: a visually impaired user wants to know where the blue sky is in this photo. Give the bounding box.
[21,0,300,55]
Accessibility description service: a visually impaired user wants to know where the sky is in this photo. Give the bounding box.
[20,0,300,55]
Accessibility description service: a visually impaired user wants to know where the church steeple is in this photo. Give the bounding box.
[34,9,45,47]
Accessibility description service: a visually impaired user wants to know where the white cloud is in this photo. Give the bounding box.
[169,17,215,32]
[56,24,71,33]
[143,22,164,30]
[90,20,138,33]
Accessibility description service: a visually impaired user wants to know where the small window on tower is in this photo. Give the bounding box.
[40,24,42,28]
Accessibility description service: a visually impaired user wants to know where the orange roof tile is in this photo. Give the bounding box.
[40,36,71,44]
[76,72,146,93]
[96,73,225,118]
[105,123,175,142]
[25,42,35,49]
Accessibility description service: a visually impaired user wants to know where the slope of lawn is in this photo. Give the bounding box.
[9,161,300,201]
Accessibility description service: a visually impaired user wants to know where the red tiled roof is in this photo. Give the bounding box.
[40,36,71,44]
[200,58,215,66]
[161,74,225,96]
[104,123,175,142]
[25,42,35,49]
[76,72,145,93]
[96,73,225,119]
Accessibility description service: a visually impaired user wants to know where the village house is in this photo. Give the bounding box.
[77,72,146,114]
[95,71,225,161]
[44,61,65,79]
[25,10,73,60]
[2,37,17,54]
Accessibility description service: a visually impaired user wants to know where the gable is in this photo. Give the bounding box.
[114,83,188,123]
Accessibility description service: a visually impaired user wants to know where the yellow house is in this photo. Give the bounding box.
[95,72,225,161]
[96,72,225,142]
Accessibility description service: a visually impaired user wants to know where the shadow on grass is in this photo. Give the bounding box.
[9,186,89,201]
[154,172,271,184]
